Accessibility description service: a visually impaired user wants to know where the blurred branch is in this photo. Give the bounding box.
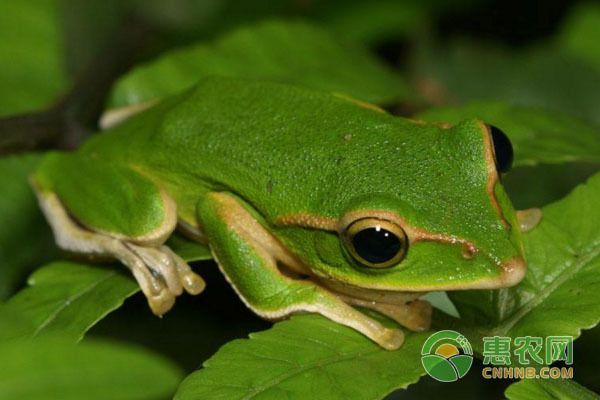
[0,16,153,155]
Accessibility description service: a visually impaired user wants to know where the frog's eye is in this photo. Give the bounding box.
[342,218,408,269]
[487,124,514,173]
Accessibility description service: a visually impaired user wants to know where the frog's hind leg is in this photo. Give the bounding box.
[32,155,205,315]
[197,191,405,350]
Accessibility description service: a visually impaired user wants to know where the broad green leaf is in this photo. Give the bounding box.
[0,307,37,342]
[1,261,138,341]
[502,163,600,211]
[0,337,183,400]
[110,20,411,108]
[505,378,599,400]
[175,314,428,400]
[321,0,429,45]
[417,101,600,166]
[0,237,212,342]
[447,172,600,349]
[414,41,600,125]
[557,3,600,72]
[0,0,67,116]
[0,155,57,300]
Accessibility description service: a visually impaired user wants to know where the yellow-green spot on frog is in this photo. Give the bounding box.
[31,77,537,350]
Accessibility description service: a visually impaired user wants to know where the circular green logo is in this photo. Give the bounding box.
[421,330,473,382]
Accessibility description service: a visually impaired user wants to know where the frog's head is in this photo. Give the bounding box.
[279,118,526,294]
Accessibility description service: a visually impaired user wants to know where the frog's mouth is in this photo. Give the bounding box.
[308,255,525,301]
[302,251,526,294]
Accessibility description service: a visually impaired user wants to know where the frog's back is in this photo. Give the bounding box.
[80,77,423,219]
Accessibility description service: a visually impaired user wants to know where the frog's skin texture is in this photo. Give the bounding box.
[32,77,529,350]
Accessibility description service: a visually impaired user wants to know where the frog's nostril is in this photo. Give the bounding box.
[499,256,527,287]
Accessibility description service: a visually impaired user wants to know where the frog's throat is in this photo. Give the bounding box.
[313,278,423,305]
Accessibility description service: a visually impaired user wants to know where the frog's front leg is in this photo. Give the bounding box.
[197,192,404,350]
[34,188,205,315]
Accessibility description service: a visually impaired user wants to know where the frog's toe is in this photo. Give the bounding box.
[181,272,206,295]
[516,208,542,232]
[378,328,405,351]
[405,299,432,332]
[147,289,176,316]
[161,245,206,295]
[128,243,206,302]
[128,244,184,296]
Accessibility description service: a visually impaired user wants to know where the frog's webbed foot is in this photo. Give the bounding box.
[121,244,205,315]
[35,189,205,316]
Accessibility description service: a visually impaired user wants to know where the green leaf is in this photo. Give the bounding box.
[414,41,600,125]
[0,337,183,400]
[319,0,475,45]
[175,314,428,400]
[448,172,600,348]
[557,3,600,72]
[110,20,411,108]
[0,155,57,300]
[0,0,67,116]
[1,261,138,341]
[505,378,599,400]
[320,0,429,45]
[417,101,600,166]
[0,234,213,342]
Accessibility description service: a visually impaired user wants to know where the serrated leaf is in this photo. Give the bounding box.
[0,0,67,116]
[0,235,214,342]
[414,41,600,125]
[1,261,138,341]
[447,172,600,350]
[110,20,411,108]
[417,101,600,166]
[175,314,428,400]
[0,155,57,300]
[505,378,599,400]
[0,337,183,400]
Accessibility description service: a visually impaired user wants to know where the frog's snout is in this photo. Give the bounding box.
[499,256,527,287]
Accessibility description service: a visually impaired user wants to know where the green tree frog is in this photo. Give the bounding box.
[31,77,538,350]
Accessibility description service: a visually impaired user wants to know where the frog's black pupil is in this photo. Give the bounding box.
[352,227,401,265]
[489,125,514,173]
